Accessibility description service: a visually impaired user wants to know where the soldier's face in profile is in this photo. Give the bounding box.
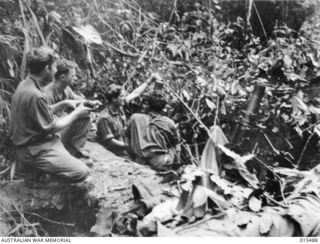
[65,68,77,86]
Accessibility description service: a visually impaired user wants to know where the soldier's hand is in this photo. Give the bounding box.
[74,103,92,118]
[65,99,83,110]
[87,100,102,107]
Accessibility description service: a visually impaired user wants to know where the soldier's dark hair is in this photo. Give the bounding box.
[27,46,59,75]
[105,84,122,101]
[147,93,167,112]
[55,58,78,79]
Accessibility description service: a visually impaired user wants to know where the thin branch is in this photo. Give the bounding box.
[104,41,139,57]
[18,0,29,79]
[246,0,253,27]
[254,156,281,181]
[91,41,139,57]
[168,0,178,24]
[174,212,225,234]
[23,211,75,227]
[13,203,39,236]
[263,193,288,208]
[302,120,320,132]
[0,165,11,176]
[252,0,267,39]
[297,131,315,168]
[214,97,219,126]
[1,203,18,224]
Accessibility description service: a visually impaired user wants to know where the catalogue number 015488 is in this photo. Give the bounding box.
[300,238,318,243]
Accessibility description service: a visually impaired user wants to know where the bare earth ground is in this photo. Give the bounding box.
[0,141,168,236]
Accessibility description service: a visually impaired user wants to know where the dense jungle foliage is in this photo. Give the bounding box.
[1,0,320,178]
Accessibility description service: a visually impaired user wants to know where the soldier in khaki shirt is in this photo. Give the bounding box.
[10,47,91,184]
[44,58,101,157]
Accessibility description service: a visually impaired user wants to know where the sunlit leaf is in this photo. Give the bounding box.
[259,213,274,235]
[230,79,240,95]
[205,98,216,110]
[210,175,232,195]
[248,195,262,212]
[314,124,320,137]
[182,89,190,101]
[309,105,320,114]
[196,76,207,86]
[292,96,309,114]
[47,11,62,24]
[157,221,176,237]
[217,144,254,166]
[192,185,208,208]
[72,24,102,45]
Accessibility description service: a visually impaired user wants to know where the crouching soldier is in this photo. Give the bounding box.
[10,47,91,185]
[126,93,181,171]
[44,58,101,157]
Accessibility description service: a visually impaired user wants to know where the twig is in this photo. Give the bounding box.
[1,203,18,224]
[13,203,39,236]
[151,28,159,59]
[301,120,320,133]
[214,97,219,126]
[18,0,30,79]
[252,142,258,154]
[183,143,198,166]
[91,44,139,57]
[279,179,288,206]
[262,133,280,155]
[10,160,16,181]
[169,0,178,24]
[254,156,281,181]
[263,193,288,208]
[0,165,11,176]
[246,0,253,27]
[252,0,267,39]
[297,131,316,168]
[103,41,139,57]
[23,211,75,227]
[194,143,200,162]
[174,212,225,233]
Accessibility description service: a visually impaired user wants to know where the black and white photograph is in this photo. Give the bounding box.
[0,0,320,240]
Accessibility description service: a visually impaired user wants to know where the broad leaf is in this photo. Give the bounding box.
[157,221,176,237]
[230,79,240,95]
[196,76,207,86]
[182,89,191,101]
[259,213,274,235]
[248,195,262,212]
[72,25,102,45]
[192,185,208,208]
[205,98,216,110]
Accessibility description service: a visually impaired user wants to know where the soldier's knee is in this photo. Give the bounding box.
[77,164,90,182]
